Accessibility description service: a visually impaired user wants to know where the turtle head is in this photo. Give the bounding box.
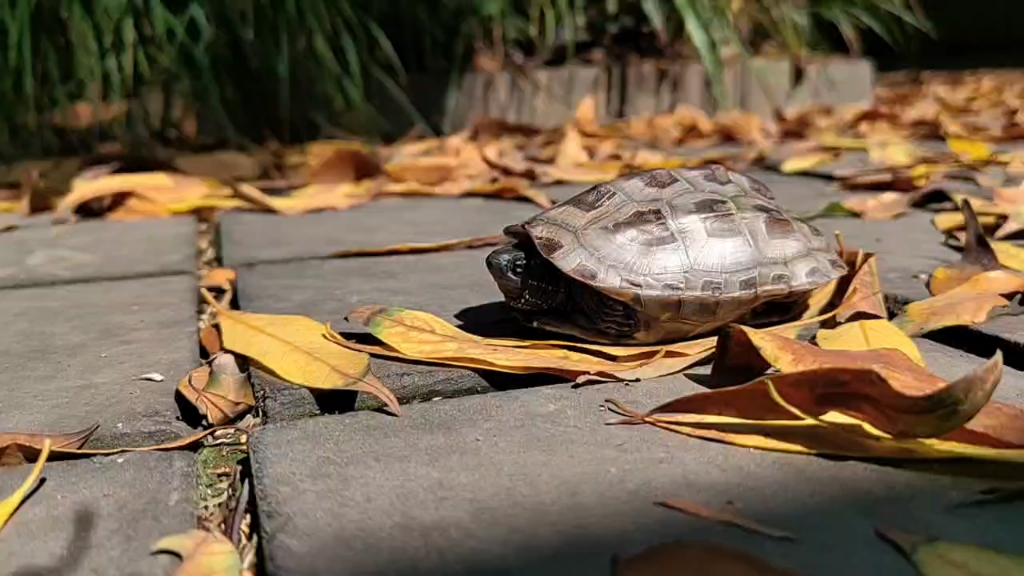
[486,244,527,302]
[486,243,567,312]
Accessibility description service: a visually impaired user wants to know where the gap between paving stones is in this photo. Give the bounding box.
[193,213,262,574]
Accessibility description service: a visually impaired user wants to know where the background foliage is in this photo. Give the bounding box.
[0,0,931,160]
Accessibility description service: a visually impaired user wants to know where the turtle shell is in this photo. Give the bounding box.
[507,166,847,338]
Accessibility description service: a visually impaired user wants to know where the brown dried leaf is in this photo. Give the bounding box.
[176,356,255,426]
[928,199,1002,295]
[0,424,98,466]
[656,499,796,541]
[200,326,223,356]
[330,235,509,258]
[612,541,798,576]
[0,425,235,466]
[554,125,590,167]
[201,268,237,291]
[307,144,381,183]
[709,325,1004,439]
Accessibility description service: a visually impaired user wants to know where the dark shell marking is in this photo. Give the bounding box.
[514,166,847,340]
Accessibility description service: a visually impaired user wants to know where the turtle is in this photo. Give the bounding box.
[485,165,848,344]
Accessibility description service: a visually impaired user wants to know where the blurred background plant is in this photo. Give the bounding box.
[0,0,935,161]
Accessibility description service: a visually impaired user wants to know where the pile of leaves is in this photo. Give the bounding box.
[4,71,1024,227]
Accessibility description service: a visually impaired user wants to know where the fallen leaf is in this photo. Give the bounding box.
[928,199,1001,295]
[833,251,888,322]
[946,137,994,163]
[176,355,255,426]
[815,319,925,367]
[656,499,796,541]
[608,353,1024,463]
[612,540,799,576]
[340,305,663,380]
[876,527,1024,575]
[152,529,242,576]
[330,235,509,258]
[138,372,166,382]
[709,325,1003,438]
[779,151,839,174]
[384,156,458,186]
[868,138,921,168]
[201,268,237,291]
[205,293,400,415]
[0,425,236,466]
[554,125,590,167]
[200,326,223,356]
[0,439,50,533]
[841,191,916,220]
[894,270,1024,336]
[306,144,381,183]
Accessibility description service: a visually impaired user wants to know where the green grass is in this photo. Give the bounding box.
[0,0,931,161]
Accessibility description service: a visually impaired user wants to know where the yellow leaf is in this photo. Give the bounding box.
[815,319,925,367]
[0,438,50,533]
[779,151,838,174]
[554,125,590,167]
[207,295,400,415]
[932,211,1002,233]
[946,137,994,162]
[991,240,1024,272]
[877,528,1024,576]
[342,305,661,379]
[151,529,242,576]
[894,270,1024,336]
[868,139,920,168]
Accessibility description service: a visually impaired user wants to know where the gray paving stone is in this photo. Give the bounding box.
[236,249,528,421]
[250,340,1024,576]
[220,197,543,267]
[0,216,196,289]
[0,451,195,576]
[0,275,200,448]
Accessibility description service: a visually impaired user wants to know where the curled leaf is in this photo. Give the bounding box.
[928,199,1001,295]
[176,356,255,426]
[0,439,50,533]
[152,529,242,576]
[876,527,1024,575]
[709,325,1004,439]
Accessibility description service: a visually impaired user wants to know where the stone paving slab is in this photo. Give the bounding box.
[236,249,520,421]
[0,275,200,448]
[0,216,197,289]
[220,197,543,267]
[0,451,195,576]
[250,338,1024,576]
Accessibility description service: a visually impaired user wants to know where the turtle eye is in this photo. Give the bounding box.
[512,259,525,277]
